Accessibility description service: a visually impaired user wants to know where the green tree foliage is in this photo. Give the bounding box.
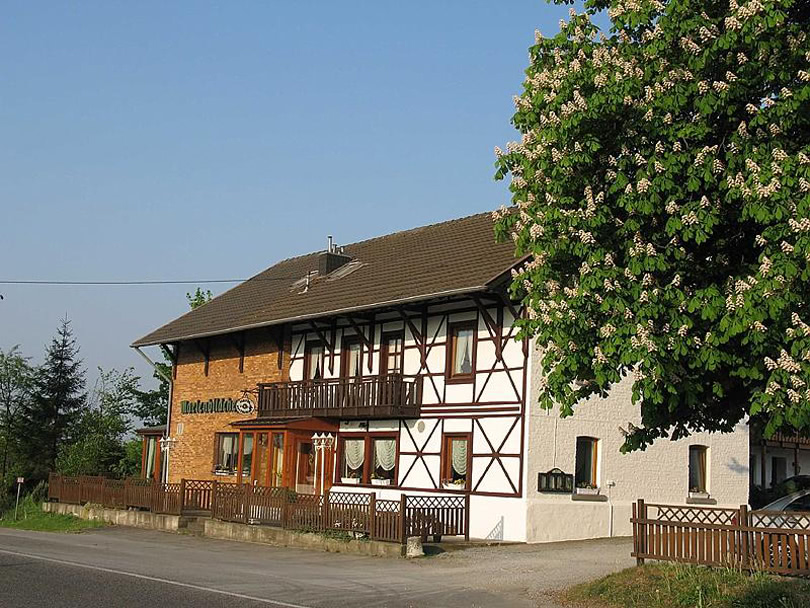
[17,318,86,481]
[56,368,138,477]
[187,287,213,310]
[0,346,35,483]
[116,439,144,478]
[494,0,810,449]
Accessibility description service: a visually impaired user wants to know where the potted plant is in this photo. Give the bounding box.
[371,473,391,486]
[341,471,360,485]
[574,482,600,496]
[441,478,466,490]
[688,486,710,500]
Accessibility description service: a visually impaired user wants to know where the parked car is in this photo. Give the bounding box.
[750,475,810,509]
[754,489,810,530]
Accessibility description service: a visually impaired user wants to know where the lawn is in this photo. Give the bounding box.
[563,563,810,608]
[0,495,105,533]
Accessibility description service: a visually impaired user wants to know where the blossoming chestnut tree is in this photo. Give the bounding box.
[494,0,810,450]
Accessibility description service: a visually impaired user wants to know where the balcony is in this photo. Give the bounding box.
[257,373,423,420]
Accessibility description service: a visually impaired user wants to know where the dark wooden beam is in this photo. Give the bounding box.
[344,316,372,348]
[308,321,334,355]
[194,339,211,377]
[228,332,246,374]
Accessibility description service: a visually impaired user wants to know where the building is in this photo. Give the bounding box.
[132,212,751,542]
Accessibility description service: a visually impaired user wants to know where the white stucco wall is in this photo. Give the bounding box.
[525,343,750,543]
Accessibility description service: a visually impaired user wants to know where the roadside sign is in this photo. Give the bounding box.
[16,477,24,484]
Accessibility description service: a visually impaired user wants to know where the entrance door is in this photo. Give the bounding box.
[295,439,316,494]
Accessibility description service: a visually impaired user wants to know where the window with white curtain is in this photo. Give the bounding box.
[441,434,470,489]
[448,322,475,381]
[341,438,365,480]
[214,433,239,474]
[372,438,397,482]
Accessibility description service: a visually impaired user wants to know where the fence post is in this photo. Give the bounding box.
[124,478,131,508]
[211,480,218,518]
[321,490,330,531]
[101,477,107,507]
[399,494,408,545]
[180,478,187,513]
[739,504,749,570]
[79,476,86,505]
[369,492,376,540]
[464,492,471,541]
[282,492,290,529]
[636,499,646,566]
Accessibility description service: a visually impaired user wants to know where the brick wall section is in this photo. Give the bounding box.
[167,329,289,483]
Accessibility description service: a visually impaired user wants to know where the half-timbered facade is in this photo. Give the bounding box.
[132,212,752,544]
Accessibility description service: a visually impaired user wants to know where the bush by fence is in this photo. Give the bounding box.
[47,473,469,545]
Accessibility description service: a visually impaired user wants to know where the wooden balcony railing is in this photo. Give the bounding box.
[257,373,423,420]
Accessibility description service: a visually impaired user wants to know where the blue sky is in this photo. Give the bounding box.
[1,1,577,387]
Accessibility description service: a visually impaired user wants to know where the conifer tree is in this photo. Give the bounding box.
[18,318,86,481]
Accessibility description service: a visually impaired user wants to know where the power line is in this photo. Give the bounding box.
[0,277,303,286]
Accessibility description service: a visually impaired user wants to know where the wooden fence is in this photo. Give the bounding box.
[210,483,469,544]
[47,474,214,517]
[632,499,810,576]
[47,473,469,545]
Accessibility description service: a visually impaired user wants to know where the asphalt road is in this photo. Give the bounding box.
[0,526,634,607]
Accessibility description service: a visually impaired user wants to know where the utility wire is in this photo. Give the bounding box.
[0,277,304,286]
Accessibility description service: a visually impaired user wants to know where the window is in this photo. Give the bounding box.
[214,433,239,474]
[689,445,708,493]
[240,433,254,477]
[305,342,324,380]
[338,434,398,485]
[575,437,598,489]
[341,336,363,378]
[269,433,285,487]
[447,322,476,382]
[381,332,404,374]
[144,436,158,480]
[341,438,366,481]
[772,456,787,486]
[371,438,397,483]
[441,434,470,489]
[785,493,810,512]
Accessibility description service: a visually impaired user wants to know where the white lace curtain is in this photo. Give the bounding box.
[374,439,396,472]
[451,439,468,476]
[344,439,365,470]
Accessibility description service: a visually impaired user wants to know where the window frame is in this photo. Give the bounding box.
[213,432,240,475]
[336,432,399,487]
[380,331,405,375]
[446,321,477,384]
[689,445,709,494]
[574,436,599,489]
[440,432,472,491]
[304,340,325,380]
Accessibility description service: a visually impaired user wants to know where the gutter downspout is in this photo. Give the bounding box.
[134,346,174,483]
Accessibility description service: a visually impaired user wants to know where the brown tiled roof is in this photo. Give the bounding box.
[132,212,519,347]
[135,424,166,435]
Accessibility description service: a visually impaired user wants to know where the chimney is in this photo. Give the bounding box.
[318,237,352,275]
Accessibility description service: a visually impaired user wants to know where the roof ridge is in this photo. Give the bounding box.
[342,210,495,251]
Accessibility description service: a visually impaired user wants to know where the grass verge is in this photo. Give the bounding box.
[0,495,105,533]
[562,563,810,608]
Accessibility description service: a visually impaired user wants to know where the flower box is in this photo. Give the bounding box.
[688,491,710,500]
[340,477,360,485]
[371,478,391,486]
[442,482,466,491]
[574,486,600,496]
